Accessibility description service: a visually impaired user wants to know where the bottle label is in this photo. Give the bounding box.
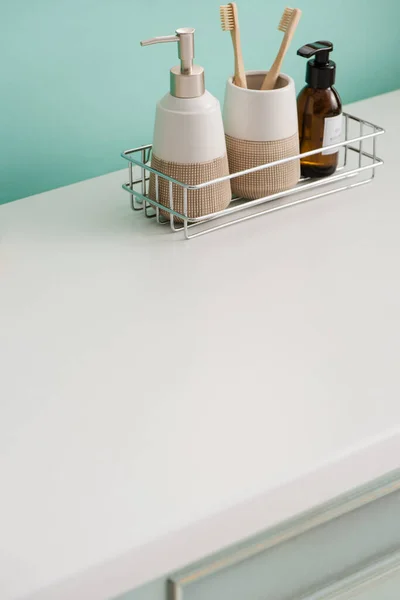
[322,114,343,155]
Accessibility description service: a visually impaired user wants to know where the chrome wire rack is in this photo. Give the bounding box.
[121,113,384,239]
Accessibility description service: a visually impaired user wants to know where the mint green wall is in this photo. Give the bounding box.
[1,0,399,205]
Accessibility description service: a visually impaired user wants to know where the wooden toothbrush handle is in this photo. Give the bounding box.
[261,12,301,91]
[231,5,247,88]
[261,39,287,91]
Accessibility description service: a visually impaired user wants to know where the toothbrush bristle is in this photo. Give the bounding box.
[220,4,235,31]
[278,7,295,32]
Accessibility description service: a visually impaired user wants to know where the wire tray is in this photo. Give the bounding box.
[121,112,384,239]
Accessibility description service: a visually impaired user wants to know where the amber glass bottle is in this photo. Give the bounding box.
[297,41,342,178]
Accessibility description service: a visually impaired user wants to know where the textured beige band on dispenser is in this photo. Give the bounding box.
[149,154,231,220]
[226,133,300,200]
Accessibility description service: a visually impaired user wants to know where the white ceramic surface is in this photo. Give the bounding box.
[0,90,398,600]
[152,91,227,164]
[223,71,298,142]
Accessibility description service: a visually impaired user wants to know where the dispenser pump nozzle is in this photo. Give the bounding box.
[297,41,333,65]
[140,27,205,98]
[297,41,336,89]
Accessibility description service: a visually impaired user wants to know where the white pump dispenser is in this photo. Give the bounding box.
[140,28,231,219]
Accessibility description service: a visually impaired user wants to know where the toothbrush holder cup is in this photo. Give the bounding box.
[223,71,300,199]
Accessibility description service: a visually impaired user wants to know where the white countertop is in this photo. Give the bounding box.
[1,90,400,600]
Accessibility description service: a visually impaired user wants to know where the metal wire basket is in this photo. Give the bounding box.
[121,113,384,239]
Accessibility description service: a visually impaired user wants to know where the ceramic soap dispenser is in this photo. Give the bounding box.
[141,28,231,219]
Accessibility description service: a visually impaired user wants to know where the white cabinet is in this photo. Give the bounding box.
[346,569,400,600]
[119,473,400,600]
[306,551,400,599]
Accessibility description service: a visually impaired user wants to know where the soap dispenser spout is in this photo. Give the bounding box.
[140,35,179,46]
[297,40,336,89]
[140,28,195,75]
[140,27,204,98]
[297,41,334,66]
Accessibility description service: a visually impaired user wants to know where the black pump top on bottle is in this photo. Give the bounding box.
[297,41,336,89]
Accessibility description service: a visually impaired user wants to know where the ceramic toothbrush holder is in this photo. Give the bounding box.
[223,71,300,199]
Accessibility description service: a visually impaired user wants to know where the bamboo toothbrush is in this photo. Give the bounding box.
[261,7,302,91]
[220,3,247,89]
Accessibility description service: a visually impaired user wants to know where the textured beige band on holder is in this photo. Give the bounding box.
[149,154,232,220]
[226,133,300,200]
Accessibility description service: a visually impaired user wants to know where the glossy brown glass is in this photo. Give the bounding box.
[297,86,342,178]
